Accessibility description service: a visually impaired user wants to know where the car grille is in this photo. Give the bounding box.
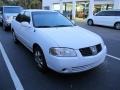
[79,44,102,56]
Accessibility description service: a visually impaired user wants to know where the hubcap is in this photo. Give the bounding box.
[89,20,92,25]
[116,23,120,29]
[34,50,44,68]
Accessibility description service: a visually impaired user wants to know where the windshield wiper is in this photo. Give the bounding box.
[53,25,73,27]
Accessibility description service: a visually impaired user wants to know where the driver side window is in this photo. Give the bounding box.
[24,11,31,23]
[21,14,30,23]
[16,12,30,23]
[16,14,23,22]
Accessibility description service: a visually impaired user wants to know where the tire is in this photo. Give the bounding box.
[33,46,48,72]
[87,19,94,26]
[12,30,19,43]
[0,21,2,26]
[114,22,120,30]
[3,22,7,31]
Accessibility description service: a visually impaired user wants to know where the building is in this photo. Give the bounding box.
[42,0,120,19]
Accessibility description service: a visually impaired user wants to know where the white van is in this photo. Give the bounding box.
[87,10,120,30]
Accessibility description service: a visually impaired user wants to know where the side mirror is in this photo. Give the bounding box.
[21,22,31,28]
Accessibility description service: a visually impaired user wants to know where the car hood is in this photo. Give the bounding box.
[36,26,103,49]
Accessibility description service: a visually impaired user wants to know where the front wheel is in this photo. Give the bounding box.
[87,19,94,26]
[114,22,120,30]
[33,46,48,72]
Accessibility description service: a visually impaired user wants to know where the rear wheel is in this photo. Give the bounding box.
[114,22,120,30]
[87,19,94,26]
[33,46,48,72]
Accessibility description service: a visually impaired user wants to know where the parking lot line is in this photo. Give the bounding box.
[107,54,120,61]
[0,42,24,90]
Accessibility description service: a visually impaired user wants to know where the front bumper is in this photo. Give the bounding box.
[46,45,107,73]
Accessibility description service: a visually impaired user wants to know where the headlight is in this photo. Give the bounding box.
[49,47,77,57]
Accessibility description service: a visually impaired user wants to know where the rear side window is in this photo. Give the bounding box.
[113,11,120,16]
[96,11,120,16]
[95,11,107,16]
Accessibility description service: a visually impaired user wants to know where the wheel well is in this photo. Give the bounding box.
[33,43,42,52]
[114,22,120,26]
[88,19,93,22]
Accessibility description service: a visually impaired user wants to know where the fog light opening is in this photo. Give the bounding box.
[62,68,69,73]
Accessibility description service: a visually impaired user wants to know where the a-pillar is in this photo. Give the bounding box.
[72,0,76,20]
[88,0,94,17]
[114,0,120,9]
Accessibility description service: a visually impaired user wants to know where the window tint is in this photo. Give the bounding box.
[32,12,73,28]
[24,11,31,23]
[16,14,30,23]
[96,11,120,16]
[24,11,30,17]
[3,7,22,13]
[96,11,108,16]
[16,14,23,22]
[113,11,120,16]
[22,15,30,23]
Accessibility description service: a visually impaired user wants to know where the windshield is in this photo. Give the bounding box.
[32,11,74,28]
[4,7,22,13]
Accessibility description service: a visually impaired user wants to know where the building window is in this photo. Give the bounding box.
[94,4,113,13]
[53,3,60,11]
[76,1,89,18]
[63,2,72,19]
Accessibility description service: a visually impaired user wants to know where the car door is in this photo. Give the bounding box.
[20,11,34,50]
[13,12,24,40]
[100,11,116,26]
[93,11,106,25]
[94,11,116,26]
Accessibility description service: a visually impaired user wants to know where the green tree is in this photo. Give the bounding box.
[16,0,42,9]
[0,0,4,6]
[30,0,42,9]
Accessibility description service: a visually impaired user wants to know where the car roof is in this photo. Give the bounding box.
[23,9,57,13]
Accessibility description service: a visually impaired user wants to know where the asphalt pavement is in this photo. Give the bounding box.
[0,22,120,90]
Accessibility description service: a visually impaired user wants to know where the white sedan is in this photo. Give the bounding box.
[11,9,107,73]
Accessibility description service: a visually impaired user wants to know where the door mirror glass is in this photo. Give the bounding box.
[21,22,31,28]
